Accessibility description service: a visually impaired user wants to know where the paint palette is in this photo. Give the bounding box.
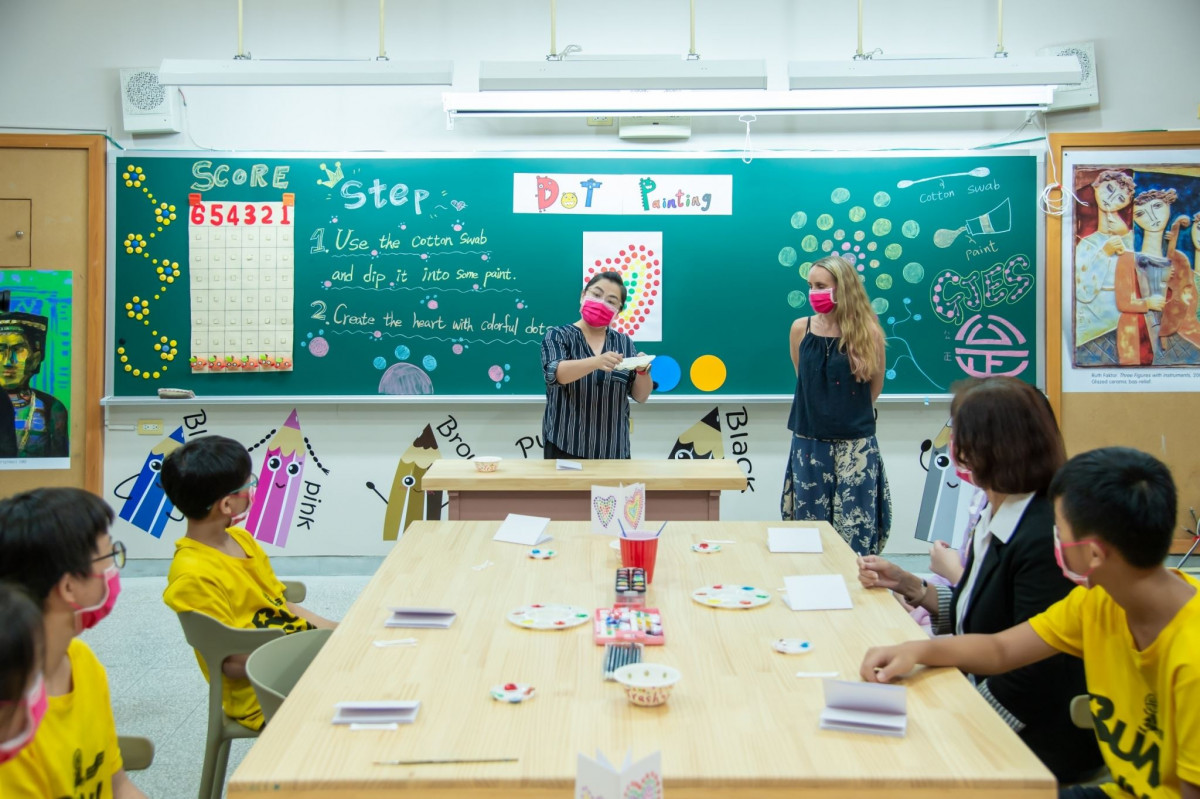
[691,542,721,554]
[691,584,772,609]
[614,354,656,371]
[506,604,590,630]
[490,683,536,703]
[527,548,556,559]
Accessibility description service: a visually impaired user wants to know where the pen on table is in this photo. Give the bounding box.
[374,757,519,766]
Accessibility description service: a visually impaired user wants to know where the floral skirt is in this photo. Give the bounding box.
[780,433,892,556]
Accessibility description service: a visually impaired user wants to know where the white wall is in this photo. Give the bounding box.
[2,0,1197,558]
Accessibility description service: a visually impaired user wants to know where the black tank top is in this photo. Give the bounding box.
[786,322,875,440]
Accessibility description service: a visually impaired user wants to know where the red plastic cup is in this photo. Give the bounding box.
[619,537,660,584]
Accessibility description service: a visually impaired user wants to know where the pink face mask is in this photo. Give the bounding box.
[581,297,616,327]
[1053,526,1096,587]
[72,567,121,632]
[809,288,836,315]
[231,484,257,527]
[0,674,47,765]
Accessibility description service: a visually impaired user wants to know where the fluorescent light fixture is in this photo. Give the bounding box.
[158,58,453,86]
[788,55,1081,90]
[479,58,767,91]
[444,85,1055,122]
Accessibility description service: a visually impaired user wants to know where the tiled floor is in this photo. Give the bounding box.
[79,573,370,799]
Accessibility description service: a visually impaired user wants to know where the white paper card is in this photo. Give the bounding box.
[820,680,907,737]
[576,749,663,799]
[783,574,853,611]
[556,459,583,471]
[385,608,456,629]
[768,527,823,553]
[590,483,647,535]
[493,514,551,545]
[332,700,420,725]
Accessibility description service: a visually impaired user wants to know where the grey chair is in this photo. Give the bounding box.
[246,628,333,724]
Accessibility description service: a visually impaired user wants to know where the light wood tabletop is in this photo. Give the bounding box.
[228,521,1055,799]
[422,458,748,492]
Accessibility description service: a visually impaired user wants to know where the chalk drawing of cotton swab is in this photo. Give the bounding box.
[933,198,1013,249]
[896,167,991,189]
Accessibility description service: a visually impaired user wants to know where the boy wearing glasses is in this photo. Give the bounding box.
[0,488,145,799]
[161,435,335,731]
[862,448,1200,799]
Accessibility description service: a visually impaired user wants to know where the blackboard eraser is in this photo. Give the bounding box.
[157,388,196,399]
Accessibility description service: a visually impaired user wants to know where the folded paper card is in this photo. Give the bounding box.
[768,527,823,553]
[557,459,583,471]
[820,679,907,737]
[615,354,656,371]
[576,749,662,799]
[591,483,646,534]
[493,513,551,546]
[783,574,853,611]
[385,608,456,629]
[332,700,420,726]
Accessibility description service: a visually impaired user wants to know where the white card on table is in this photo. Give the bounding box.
[820,680,907,737]
[493,513,551,546]
[576,749,662,799]
[783,574,853,611]
[768,527,823,553]
[556,459,583,471]
[332,700,420,725]
[385,607,456,629]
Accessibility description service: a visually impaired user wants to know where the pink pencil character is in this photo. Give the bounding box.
[245,409,306,547]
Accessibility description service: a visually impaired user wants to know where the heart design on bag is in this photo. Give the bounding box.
[623,772,661,799]
[593,495,617,527]
[623,486,645,529]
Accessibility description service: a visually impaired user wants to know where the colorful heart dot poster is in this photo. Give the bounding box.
[583,232,663,342]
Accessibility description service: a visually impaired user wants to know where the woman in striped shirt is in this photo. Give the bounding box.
[540,271,652,459]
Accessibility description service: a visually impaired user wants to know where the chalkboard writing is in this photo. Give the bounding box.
[111,153,1038,398]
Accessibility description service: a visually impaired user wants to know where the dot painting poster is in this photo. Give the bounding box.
[0,269,73,470]
[582,232,664,342]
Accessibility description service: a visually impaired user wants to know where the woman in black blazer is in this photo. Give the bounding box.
[858,377,1102,783]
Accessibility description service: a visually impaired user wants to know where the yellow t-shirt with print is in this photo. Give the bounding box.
[0,639,123,799]
[163,526,313,730]
[1029,570,1200,799]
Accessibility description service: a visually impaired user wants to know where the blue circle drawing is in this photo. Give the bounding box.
[372,356,387,370]
[394,345,411,361]
[652,355,682,393]
[422,355,438,371]
[886,369,897,379]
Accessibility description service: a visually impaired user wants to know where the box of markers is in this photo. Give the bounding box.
[593,605,664,646]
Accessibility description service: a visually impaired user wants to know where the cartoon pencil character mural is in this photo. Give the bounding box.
[246,409,306,548]
[914,420,974,547]
[114,425,185,538]
[668,408,723,459]
[366,424,444,540]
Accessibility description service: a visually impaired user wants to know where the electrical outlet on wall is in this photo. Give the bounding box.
[137,419,164,436]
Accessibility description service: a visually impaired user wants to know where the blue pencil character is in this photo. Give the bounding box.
[114,425,185,538]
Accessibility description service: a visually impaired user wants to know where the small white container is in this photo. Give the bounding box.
[612,663,681,707]
[474,456,501,473]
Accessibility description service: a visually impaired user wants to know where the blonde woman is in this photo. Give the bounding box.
[781,255,891,555]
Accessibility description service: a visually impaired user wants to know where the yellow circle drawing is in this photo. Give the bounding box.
[690,355,728,392]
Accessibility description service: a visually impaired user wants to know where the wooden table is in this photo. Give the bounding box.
[229,521,1054,798]
[423,459,748,521]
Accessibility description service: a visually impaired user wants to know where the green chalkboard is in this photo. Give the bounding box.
[110,152,1039,398]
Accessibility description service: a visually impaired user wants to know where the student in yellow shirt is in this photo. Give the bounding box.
[861,447,1200,799]
[160,435,336,731]
[0,583,44,765]
[0,488,146,799]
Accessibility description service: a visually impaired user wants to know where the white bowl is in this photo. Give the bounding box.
[612,663,681,707]
[474,456,501,473]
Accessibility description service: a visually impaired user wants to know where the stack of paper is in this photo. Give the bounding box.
[820,680,907,737]
[767,527,823,553]
[385,608,456,629]
[332,700,421,726]
[782,574,853,611]
[493,514,552,545]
